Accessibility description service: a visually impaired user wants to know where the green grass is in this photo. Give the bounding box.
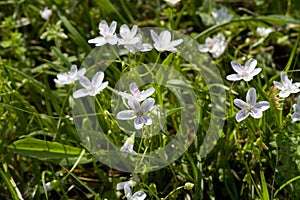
[1,0,300,199]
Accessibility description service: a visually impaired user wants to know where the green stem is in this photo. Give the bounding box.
[0,165,23,200]
[284,31,300,72]
[162,186,185,200]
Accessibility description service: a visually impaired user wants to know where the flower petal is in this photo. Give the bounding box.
[292,113,300,122]
[132,191,147,200]
[116,180,135,190]
[236,109,249,122]
[250,108,263,119]
[293,104,300,113]
[118,91,132,99]
[120,24,130,39]
[109,21,117,35]
[150,30,159,44]
[246,88,256,105]
[141,98,155,113]
[160,31,171,43]
[124,183,132,199]
[280,71,291,87]
[249,68,262,77]
[134,118,144,130]
[199,44,209,53]
[130,82,140,96]
[273,81,284,90]
[231,61,243,74]
[169,38,183,48]
[79,76,91,88]
[128,98,141,111]
[73,89,90,98]
[70,65,77,74]
[94,81,108,94]
[278,90,290,98]
[92,72,104,88]
[226,74,242,81]
[254,101,270,112]
[131,25,138,37]
[117,110,136,120]
[88,37,106,46]
[77,68,86,78]
[234,99,247,109]
[140,88,155,100]
[245,58,257,72]
[99,20,108,33]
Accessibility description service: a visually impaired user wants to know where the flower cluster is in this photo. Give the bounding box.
[211,7,233,24]
[117,180,146,200]
[225,58,300,122]
[199,33,227,58]
[273,71,300,122]
[226,58,269,122]
[88,20,183,53]
[54,65,108,99]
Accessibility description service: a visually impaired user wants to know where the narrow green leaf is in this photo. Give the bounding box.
[59,14,92,54]
[195,15,300,40]
[8,138,83,160]
[92,0,127,24]
[260,169,270,200]
[284,31,300,72]
[0,166,20,200]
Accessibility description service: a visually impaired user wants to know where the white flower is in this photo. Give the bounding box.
[124,34,153,53]
[150,30,183,52]
[273,71,300,98]
[73,72,108,98]
[292,96,300,122]
[118,24,140,45]
[116,180,136,190]
[234,88,270,122]
[164,0,181,6]
[199,33,227,58]
[117,97,155,130]
[40,7,52,20]
[256,27,273,36]
[120,133,138,157]
[211,7,233,24]
[124,183,147,200]
[88,20,118,46]
[54,65,86,85]
[119,82,155,102]
[226,58,262,82]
